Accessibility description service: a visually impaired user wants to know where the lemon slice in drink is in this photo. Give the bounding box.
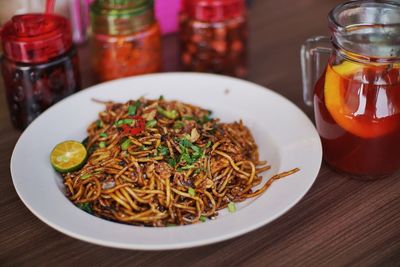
[50,141,87,173]
[324,60,398,138]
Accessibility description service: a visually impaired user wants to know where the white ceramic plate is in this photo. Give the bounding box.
[11,73,322,250]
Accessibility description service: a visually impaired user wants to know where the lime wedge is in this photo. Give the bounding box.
[50,140,87,173]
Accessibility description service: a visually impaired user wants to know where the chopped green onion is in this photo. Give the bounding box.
[157,106,178,119]
[96,120,103,129]
[99,132,108,138]
[182,115,194,120]
[121,139,132,151]
[228,202,236,213]
[173,121,184,129]
[205,141,212,148]
[123,118,133,125]
[146,119,157,128]
[182,165,195,170]
[77,202,92,214]
[115,118,134,127]
[188,187,196,197]
[128,101,141,116]
[182,115,201,123]
[199,215,207,222]
[159,95,164,101]
[99,141,106,148]
[80,174,92,180]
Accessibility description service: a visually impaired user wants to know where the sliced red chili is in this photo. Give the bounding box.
[120,115,145,136]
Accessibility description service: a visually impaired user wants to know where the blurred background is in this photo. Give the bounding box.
[0,0,340,131]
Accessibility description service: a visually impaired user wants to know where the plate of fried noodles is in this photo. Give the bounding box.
[11,73,322,250]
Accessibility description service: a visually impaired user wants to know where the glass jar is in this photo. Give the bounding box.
[179,0,247,78]
[1,14,81,130]
[301,0,400,178]
[90,0,162,82]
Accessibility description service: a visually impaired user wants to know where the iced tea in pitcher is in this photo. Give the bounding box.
[302,0,400,178]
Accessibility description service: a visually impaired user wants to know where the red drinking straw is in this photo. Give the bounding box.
[45,0,56,14]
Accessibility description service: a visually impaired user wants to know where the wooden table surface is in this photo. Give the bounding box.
[1,1,400,266]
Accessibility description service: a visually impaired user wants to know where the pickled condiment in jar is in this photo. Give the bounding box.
[179,0,248,78]
[1,14,81,130]
[90,0,162,82]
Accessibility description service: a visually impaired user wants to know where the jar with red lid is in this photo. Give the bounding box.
[179,0,248,78]
[1,14,81,130]
[90,0,162,82]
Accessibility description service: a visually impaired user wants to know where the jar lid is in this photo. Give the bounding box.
[90,0,155,35]
[182,0,246,22]
[1,14,72,64]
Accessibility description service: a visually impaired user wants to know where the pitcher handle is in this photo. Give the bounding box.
[301,36,332,106]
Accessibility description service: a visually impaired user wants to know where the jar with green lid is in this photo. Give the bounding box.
[90,0,161,81]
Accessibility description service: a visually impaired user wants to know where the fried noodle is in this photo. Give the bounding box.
[63,98,299,226]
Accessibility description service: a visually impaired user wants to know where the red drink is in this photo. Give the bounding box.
[314,57,400,177]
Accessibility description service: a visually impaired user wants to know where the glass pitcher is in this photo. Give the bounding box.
[301,0,400,178]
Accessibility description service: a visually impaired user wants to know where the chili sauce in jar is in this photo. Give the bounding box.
[179,0,248,78]
[90,0,162,82]
[1,14,81,130]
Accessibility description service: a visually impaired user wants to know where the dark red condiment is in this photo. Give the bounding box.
[179,0,248,78]
[1,14,81,130]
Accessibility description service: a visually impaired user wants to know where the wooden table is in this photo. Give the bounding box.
[1,1,399,266]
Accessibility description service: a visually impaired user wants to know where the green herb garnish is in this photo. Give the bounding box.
[188,187,196,197]
[157,145,169,156]
[99,132,108,138]
[121,139,132,151]
[167,157,177,167]
[202,114,211,123]
[99,141,106,148]
[77,202,92,214]
[157,106,178,119]
[228,202,236,213]
[146,119,157,128]
[80,173,92,180]
[182,111,212,124]
[178,138,192,148]
[96,120,103,129]
[115,118,134,127]
[177,137,204,165]
[128,101,141,116]
[81,137,89,147]
[182,115,201,124]
[173,121,184,129]
[199,215,207,222]
[182,165,195,170]
[123,118,133,125]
